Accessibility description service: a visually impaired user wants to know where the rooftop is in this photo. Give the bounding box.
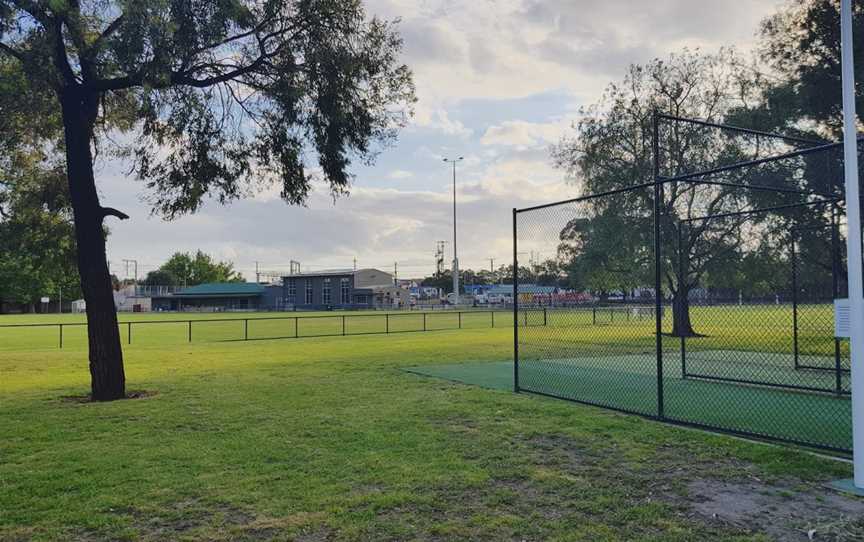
[172,282,266,297]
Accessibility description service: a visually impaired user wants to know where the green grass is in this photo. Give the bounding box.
[1,310,860,540]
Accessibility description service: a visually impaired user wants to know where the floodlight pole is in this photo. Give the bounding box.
[444,157,463,304]
[840,0,863,489]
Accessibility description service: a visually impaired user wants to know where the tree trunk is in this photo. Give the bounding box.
[60,88,126,401]
[670,287,697,337]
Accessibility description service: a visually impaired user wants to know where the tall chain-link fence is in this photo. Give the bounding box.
[514,114,855,452]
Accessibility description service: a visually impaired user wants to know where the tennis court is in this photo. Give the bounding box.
[406,349,852,451]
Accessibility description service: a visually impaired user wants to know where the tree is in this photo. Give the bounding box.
[0,0,415,400]
[156,250,244,286]
[142,268,179,287]
[553,50,793,336]
[0,155,81,312]
[757,0,863,139]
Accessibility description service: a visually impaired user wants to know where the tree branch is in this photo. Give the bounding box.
[100,207,129,220]
[0,42,25,62]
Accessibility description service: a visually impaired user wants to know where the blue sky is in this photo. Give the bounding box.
[101,0,782,281]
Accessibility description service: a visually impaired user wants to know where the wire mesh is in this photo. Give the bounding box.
[514,115,854,452]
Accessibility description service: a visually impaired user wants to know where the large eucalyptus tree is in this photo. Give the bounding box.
[0,0,415,399]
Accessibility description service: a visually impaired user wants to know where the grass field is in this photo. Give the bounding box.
[2,309,863,540]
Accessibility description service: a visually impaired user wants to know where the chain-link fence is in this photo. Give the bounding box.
[513,113,855,453]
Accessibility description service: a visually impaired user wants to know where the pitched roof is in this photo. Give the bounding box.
[173,282,266,297]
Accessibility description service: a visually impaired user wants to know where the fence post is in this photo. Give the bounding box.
[294,317,298,338]
[678,223,687,379]
[423,312,427,332]
[543,308,547,326]
[244,319,248,341]
[188,320,192,343]
[652,109,665,419]
[342,315,346,336]
[593,306,597,325]
[386,313,390,333]
[59,324,63,349]
[491,311,495,328]
[513,207,520,393]
[791,233,800,369]
[128,322,132,345]
[458,311,462,329]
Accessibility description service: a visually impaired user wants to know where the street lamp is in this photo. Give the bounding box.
[443,156,463,304]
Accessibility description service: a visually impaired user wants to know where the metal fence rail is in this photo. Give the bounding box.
[0,309,547,351]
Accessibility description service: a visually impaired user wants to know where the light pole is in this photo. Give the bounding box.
[443,156,463,304]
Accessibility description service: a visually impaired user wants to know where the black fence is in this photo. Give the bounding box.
[513,113,856,453]
[0,309,547,351]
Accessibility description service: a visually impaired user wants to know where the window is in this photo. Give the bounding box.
[341,278,351,304]
[305,280,313,304]
[322,278,332,305]
[286,279,296,304]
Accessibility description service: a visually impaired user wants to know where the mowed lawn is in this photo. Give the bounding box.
[2,314,863,540]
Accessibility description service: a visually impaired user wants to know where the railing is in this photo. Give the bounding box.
[0,309,549,351]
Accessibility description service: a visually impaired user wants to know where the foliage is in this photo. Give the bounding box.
[757,0,864,138]
[0,0,416,217]
[144,251,244,286]
[0,153,80,311]
[554,51,765,296]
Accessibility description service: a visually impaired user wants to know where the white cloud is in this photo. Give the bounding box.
[411,104,473,138]
[480,120,569,147]
[98,0,781,281]
[388,169,414,180]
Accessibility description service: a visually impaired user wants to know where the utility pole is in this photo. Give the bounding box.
[122,259,138,285]
[435,241,448,276]
[353,257,357,271]
[443,156,463,303]
[255,261,260,283]
[839,0,863,492]
[393,262,398,285]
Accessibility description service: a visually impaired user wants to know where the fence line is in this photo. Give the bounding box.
[0,309,549,350]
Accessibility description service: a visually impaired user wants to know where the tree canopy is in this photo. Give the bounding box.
[144,251,244,287]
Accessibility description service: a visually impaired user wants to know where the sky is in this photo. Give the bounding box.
[101,0,784,282]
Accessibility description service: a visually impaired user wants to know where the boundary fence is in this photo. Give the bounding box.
[0,309,548,350]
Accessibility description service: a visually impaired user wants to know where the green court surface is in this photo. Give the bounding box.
[404,355,852,452]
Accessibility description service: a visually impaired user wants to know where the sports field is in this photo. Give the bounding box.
[2,307,862,540]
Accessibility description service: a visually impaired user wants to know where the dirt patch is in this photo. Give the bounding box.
[58,390,158,403]
[686,478,864,541]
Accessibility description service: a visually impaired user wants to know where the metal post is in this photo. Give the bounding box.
[832,204,843,394]
[678,224,687,378]
[386,313,389,333]
[840,0,863,489]
[653,110,665,419]
[513,208,520,393]
[543,307,547,326]
[458,311,462,329]
[294,317,298,338]
[593,306,596,325]
[127,322,132,345]
[423,312,427,332]
[342,315,346,336]
[244,319,248,341]
[791,234,800,369]
[188,320,192,342]
[59,324,63,349]
[491,310,495,328]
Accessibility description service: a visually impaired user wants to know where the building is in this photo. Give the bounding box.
[151,282,268,311]
[282,268,408,309]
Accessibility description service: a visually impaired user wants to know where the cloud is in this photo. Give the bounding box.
[99,0,780,281]
[480,120,569,147]
[387,169,414,180]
